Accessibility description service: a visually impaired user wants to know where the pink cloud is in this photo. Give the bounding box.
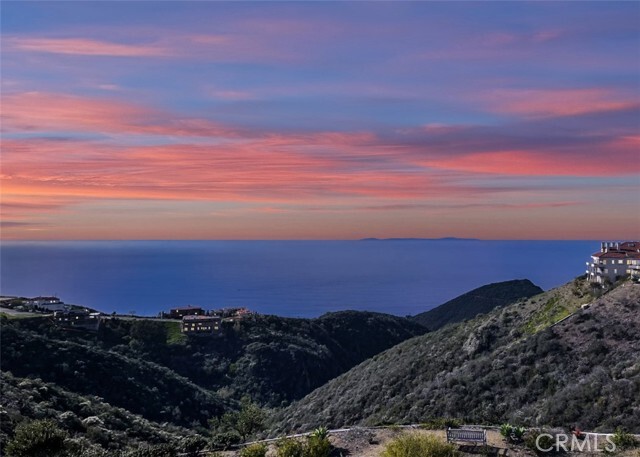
[1,91,240,138]
[8,37,171,57]
[1,136,457,206]
[6,30,297,63]
[421,146,640,177]
[485,88,639,118]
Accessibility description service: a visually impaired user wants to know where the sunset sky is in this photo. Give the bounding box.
[2,1,639,240]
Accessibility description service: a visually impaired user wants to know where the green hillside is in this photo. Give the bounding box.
[412,279,543,330]
[274,279,640,434]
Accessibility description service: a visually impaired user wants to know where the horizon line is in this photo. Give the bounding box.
[1,238,626,243]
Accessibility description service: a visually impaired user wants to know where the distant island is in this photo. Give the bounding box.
[360,237,480,241]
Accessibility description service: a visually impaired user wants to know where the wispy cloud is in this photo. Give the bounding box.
[8,37,171,57]
[1,91,241,138]
[485,88,640,118]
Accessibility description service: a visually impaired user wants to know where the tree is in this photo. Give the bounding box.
[210,397,265,447]
[5,419,69,457]
[236,397,266,441]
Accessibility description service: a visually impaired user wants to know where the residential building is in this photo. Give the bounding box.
[28,296,62,305]
[168,305,204,319]
[38,303,68,312]
[22,296,67,312]
[586,241,640,284]
[53,309,102,331]
[181,315,221,334]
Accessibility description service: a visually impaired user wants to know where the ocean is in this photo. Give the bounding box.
[0,240,597,317]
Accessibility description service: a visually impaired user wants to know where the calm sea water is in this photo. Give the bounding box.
[0,240,597,317]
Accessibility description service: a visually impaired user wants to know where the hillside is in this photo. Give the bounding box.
[412,279,543,330]
[0,371,199,455]
[274,279,640,434]
[0,309,425,449]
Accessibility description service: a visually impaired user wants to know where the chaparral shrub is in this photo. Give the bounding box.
[276,438,306,457]
[239,443,268,457]
[381,433,460,457]
[306,434,332,457]
[5,419,68,457]
[611,428,638,450]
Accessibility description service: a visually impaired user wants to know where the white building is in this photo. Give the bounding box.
[586,241,640,284]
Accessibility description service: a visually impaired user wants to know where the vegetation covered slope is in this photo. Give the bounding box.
[0,371,197,455]
[0,310,426,427]
[412,279,543,330]
[0,322,229,427]
[275,279,640,434]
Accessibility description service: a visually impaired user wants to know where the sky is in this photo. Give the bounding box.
[1,1,639,240]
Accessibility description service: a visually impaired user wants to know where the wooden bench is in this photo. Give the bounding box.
[446,428,487,447]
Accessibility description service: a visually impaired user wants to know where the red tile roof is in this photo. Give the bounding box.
[592,241,640,259]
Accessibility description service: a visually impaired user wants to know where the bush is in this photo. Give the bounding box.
[5,419,68,457]
[239,443,268,457]
[276,438,306,457]
[210,430,242,450]
[177,436,208,456]
[611,428,638,450]
[381,433,460,457]
[419,418,462,430]
[306,435,331,457]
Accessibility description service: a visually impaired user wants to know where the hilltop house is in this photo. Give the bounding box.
[181,315,221,334]
[26,296,67,312]
[168,305,204,319]
[586,241,640,285]
[53,309,102,332]
[27,296,62,306]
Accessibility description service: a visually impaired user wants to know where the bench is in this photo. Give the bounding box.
[446,428,487,447]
